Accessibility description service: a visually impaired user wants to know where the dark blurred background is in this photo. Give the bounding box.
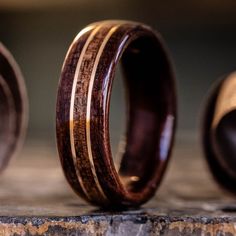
[1,0,236,146]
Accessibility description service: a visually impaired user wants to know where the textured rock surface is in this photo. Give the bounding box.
[0,139,236,235]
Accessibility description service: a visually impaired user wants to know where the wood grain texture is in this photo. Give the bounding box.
[202,71,236,195]
[0,43,27,172]
[56,20,177,207]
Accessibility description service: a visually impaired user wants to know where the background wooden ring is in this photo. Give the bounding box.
[56,20,177,207]
[202,72,236,194]
[0,43,28,172]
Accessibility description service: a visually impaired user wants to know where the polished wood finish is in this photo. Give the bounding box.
[0,43,27,172]
[56,20,177,207]
[202,72,236,194]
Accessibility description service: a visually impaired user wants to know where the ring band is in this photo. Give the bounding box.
[202,72,236,193]
[56,20,177,207]
[0,43,27,171]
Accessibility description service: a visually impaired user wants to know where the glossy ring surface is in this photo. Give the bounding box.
[56,20,177,207]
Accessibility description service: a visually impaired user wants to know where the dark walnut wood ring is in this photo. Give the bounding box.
[0,43,27,172]
[56,20,177,207]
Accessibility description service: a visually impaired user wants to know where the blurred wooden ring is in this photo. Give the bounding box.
[0,43,28,172]
[56,20,177,207]
[202,72,236,194]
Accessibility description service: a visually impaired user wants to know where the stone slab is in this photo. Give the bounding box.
[0,140,235,235]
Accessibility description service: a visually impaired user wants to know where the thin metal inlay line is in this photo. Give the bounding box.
[62,25,95,71]
[69,24,102,199]
[86,25,121,201]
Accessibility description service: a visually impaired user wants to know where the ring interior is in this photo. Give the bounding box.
[0,75,16,170]
[202,79,236,194]
[211,110,236,179]
[116,34,175,194]
[0,48,23,172]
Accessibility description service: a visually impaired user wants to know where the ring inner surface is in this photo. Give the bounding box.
[0,75,15,169]
[116,35,175,193]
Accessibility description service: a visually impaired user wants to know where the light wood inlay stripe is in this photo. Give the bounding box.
[85,25,121,200]
[62,25,96,71]
[69,25,102,200]
[69,23,121,200]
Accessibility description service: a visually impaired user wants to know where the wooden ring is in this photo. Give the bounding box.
[0,43,28,172]
[56,20,177,207]
[202,72,236,194]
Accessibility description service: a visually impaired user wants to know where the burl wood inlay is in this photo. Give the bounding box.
[0,43,27,172]
[56,20,177,207]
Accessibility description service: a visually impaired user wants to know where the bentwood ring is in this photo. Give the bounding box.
[56,20,177,207]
